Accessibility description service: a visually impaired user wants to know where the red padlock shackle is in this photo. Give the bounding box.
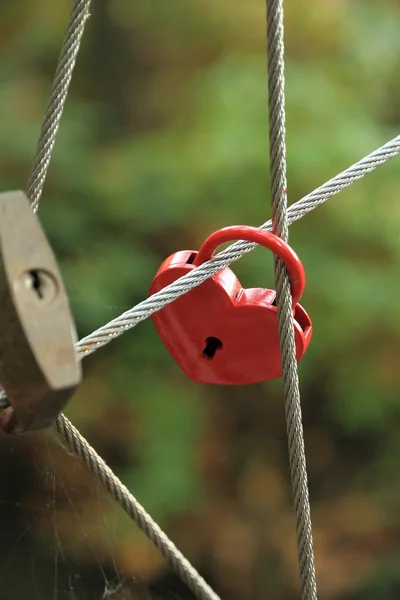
[193,225,306,307]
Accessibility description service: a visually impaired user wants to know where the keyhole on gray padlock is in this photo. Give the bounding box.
[202,337,223,360]
[30,270,45,299]
[20,269,58,305]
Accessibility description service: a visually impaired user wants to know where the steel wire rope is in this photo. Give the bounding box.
[8,1,400,598]
[55,413,221,600]
[26,0,92,212]
[19,3,223,600]
[266,1,317,598]
[76,134,400,358]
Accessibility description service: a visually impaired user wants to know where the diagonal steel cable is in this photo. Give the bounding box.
[27,0,92,212]
[55,414,221,600]
[76,134,400,359]
[266,1,317,598]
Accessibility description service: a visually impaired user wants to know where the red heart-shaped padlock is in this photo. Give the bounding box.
[150,226,312,385]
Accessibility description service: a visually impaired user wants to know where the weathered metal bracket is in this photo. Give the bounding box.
[0,191,82,432]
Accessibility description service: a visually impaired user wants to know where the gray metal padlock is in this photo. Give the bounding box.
[0,191,81,432]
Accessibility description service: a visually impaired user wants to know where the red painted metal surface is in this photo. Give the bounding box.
[150,226,312,385]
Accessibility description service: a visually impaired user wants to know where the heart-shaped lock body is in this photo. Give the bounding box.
[150,226,312,385]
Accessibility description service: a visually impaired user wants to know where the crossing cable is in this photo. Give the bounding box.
[266,1,317,598]
[54,132,400,600]
[55,135,399,600]
[76,134,400,358]
[56,134,399,600]
[26,0,92,212]
[10,1,400,598]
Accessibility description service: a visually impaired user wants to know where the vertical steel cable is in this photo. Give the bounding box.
[266,1,318,598]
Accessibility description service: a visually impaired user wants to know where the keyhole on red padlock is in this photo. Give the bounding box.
[202,337,223,360]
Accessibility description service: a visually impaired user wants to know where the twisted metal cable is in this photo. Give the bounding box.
[18,1,400,597]
[22,3,222,598]
[26,0,92,212]
[266,1,317,598]
[55,414,221,600]
[76,134,400,359]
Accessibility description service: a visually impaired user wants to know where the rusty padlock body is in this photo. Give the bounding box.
[0,191,81,432]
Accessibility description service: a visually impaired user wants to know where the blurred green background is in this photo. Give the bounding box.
[0,0,400,598]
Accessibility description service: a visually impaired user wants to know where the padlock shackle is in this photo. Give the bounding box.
[193,225,305,306]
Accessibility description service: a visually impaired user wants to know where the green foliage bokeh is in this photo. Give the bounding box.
[0,1,400,599]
